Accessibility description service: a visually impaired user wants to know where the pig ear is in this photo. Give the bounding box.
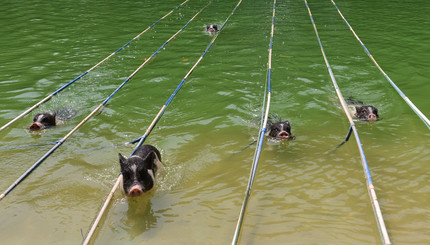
[142,151,159,170]
[355,106,361,112]
[267,120,273,126]
[354,106,360,117]
[144,152,156,168]
[119,153,127,165]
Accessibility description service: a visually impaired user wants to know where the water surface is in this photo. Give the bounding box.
[0,0,429,244]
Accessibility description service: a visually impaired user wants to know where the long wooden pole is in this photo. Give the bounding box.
[304,1,391,244]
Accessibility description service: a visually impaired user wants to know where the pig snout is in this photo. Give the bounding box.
[278,131,290,139]
[368,114,377,121]
[29,122,44,131]
[129,185,143,197]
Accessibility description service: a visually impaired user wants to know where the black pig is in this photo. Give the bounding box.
[29,113,57,131]
[346,98,379,121]
[119,145,163,197]
[206,24,218,32]
[29,108,76,131]
[267,120,292,140]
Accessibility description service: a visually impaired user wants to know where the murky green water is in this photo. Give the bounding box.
[0,0,429,244]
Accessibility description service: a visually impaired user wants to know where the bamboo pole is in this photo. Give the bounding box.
[304,1,391,244]
[330,0,429,129]
[232,0,276,244]
[0,0,190,133]
[82,1,243,243]
[0,0,210,202]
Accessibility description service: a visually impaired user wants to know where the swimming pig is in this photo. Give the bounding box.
[346,98,379,121]
[29,108,76,131]
[206,24,218,32]
[267,119,292,140]
[119,145,163,197]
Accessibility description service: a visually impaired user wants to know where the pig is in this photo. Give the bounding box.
[29,113,57,131]
[206,24,218,32]
[346,98,379,121]
[29,108,76,131]
[119,145,163,197]
[267,119,292,140]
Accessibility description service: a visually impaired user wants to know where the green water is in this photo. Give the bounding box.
[0,0,429,244]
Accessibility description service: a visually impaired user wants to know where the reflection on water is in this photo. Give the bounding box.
[0,0,429,244]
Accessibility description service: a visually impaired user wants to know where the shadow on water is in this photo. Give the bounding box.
[122,196,158,239]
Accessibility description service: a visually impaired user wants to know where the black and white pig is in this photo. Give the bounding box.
[346,98,379,121]
[206,24,218,32]
[29,108,76,131]
[29,113,57,131]
[267,119,292,140]
[119,145,163,197]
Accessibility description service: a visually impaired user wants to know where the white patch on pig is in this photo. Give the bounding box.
[347,105,358,119]
[119,174,125,194]
[130,164,137,173]
[147,169,155,181]
[35,114,43,122]
[154,156,163,170]
[130,164,138,180]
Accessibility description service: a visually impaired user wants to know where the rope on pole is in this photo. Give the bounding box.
[0,1,212,202]
[304,1,391,244]
[330,0,429,129]
[0,141,60,150]
[0,0,191,134]
[232,0,276,244]
[82,1,243,244]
